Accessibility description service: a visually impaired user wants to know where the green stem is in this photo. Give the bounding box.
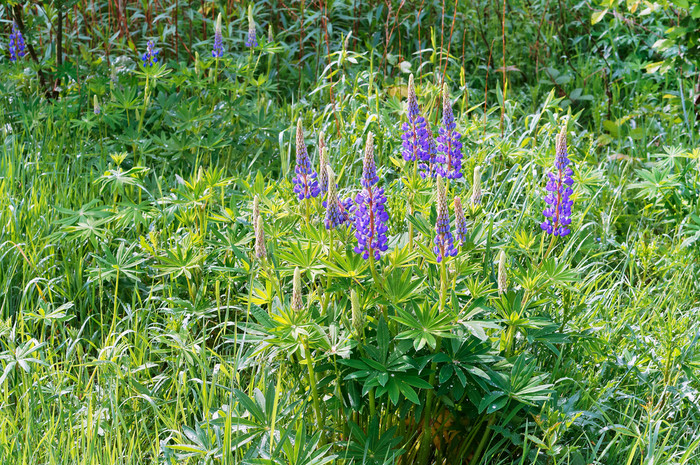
[472,415,496,463]
[439,259,448,311]
[304,338,324,444]
[324,228,334,314]
[137,75,149,135]
[540,233,557,266]
[417,337,442,465]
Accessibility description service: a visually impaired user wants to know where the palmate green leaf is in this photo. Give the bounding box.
[391,302,455,351]
[382,268,425,305]
[155,240,206,279]
[278,241,325,277]
[321,246,368,280]
[540,258,578,286]
[628,166,680,200]
[91,242,146,282]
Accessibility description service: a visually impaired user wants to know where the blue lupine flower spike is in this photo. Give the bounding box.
[9,22,26,62]
[325,166,349,229]
[245,5,258,48]
[541,126,574,237]
[292,119,321,201]
[401,74,431,170]
[433,176,458,262]
[436,83,463,179]
[454,196,467,246]
[142,40,159,67]
[213,14,224,58]
[352,132,389,260]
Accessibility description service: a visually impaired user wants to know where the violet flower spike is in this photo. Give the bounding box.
[419,126,438,179]
[212,13,224,58]
[541,126,574,237]
[436,83,463,179]
[292,119,321,201]
[401,74,431,164]
[245,5,258,48]
[9,22,26,62]
[324,166,349,229]
[352,133,389,261]
[142,40,159,67]
[433,176,458,262]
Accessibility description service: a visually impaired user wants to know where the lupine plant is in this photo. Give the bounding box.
[2,4,700,465]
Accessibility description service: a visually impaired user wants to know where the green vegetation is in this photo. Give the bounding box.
[1,1,699,464]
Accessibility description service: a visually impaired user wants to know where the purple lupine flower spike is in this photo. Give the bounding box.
[436,83,463,179]
[142,40,159,67]
[212,14,224,58]
[292,119,321,201]
[419,126,438,179]
[352,133,389,260]
[454,196,467,246]
[433,176,458,262]
[9,22,26,62]
[401,74,431,165]
[325,166,349,229]
[541,126,574,237]
[245,5,258,48]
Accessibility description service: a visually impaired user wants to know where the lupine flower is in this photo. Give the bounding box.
[419,127,438,179]
[471,166,482,207]
[541,126,574,237]
[212,13,224,58]
[292,119,321,200]
[352,133,389,260]
[433,176,458,262]
[319,134,328,194]
[9,22,26,62]
[351,289,364,338]
[454,196,467,246]
[93,95,101,115]
[497,250,507,295]
[325,166,349,229]
[436,84,463,179]
[245,5,258,48]
[142,40,159,67]
[292,267,303,312]
[401,74,431,165]
[254,213,266,260]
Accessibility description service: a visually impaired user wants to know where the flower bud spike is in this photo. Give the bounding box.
[292,267,303,312]
[254,213,266,260]
[471,166,482,207]
[497,250,507,295]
